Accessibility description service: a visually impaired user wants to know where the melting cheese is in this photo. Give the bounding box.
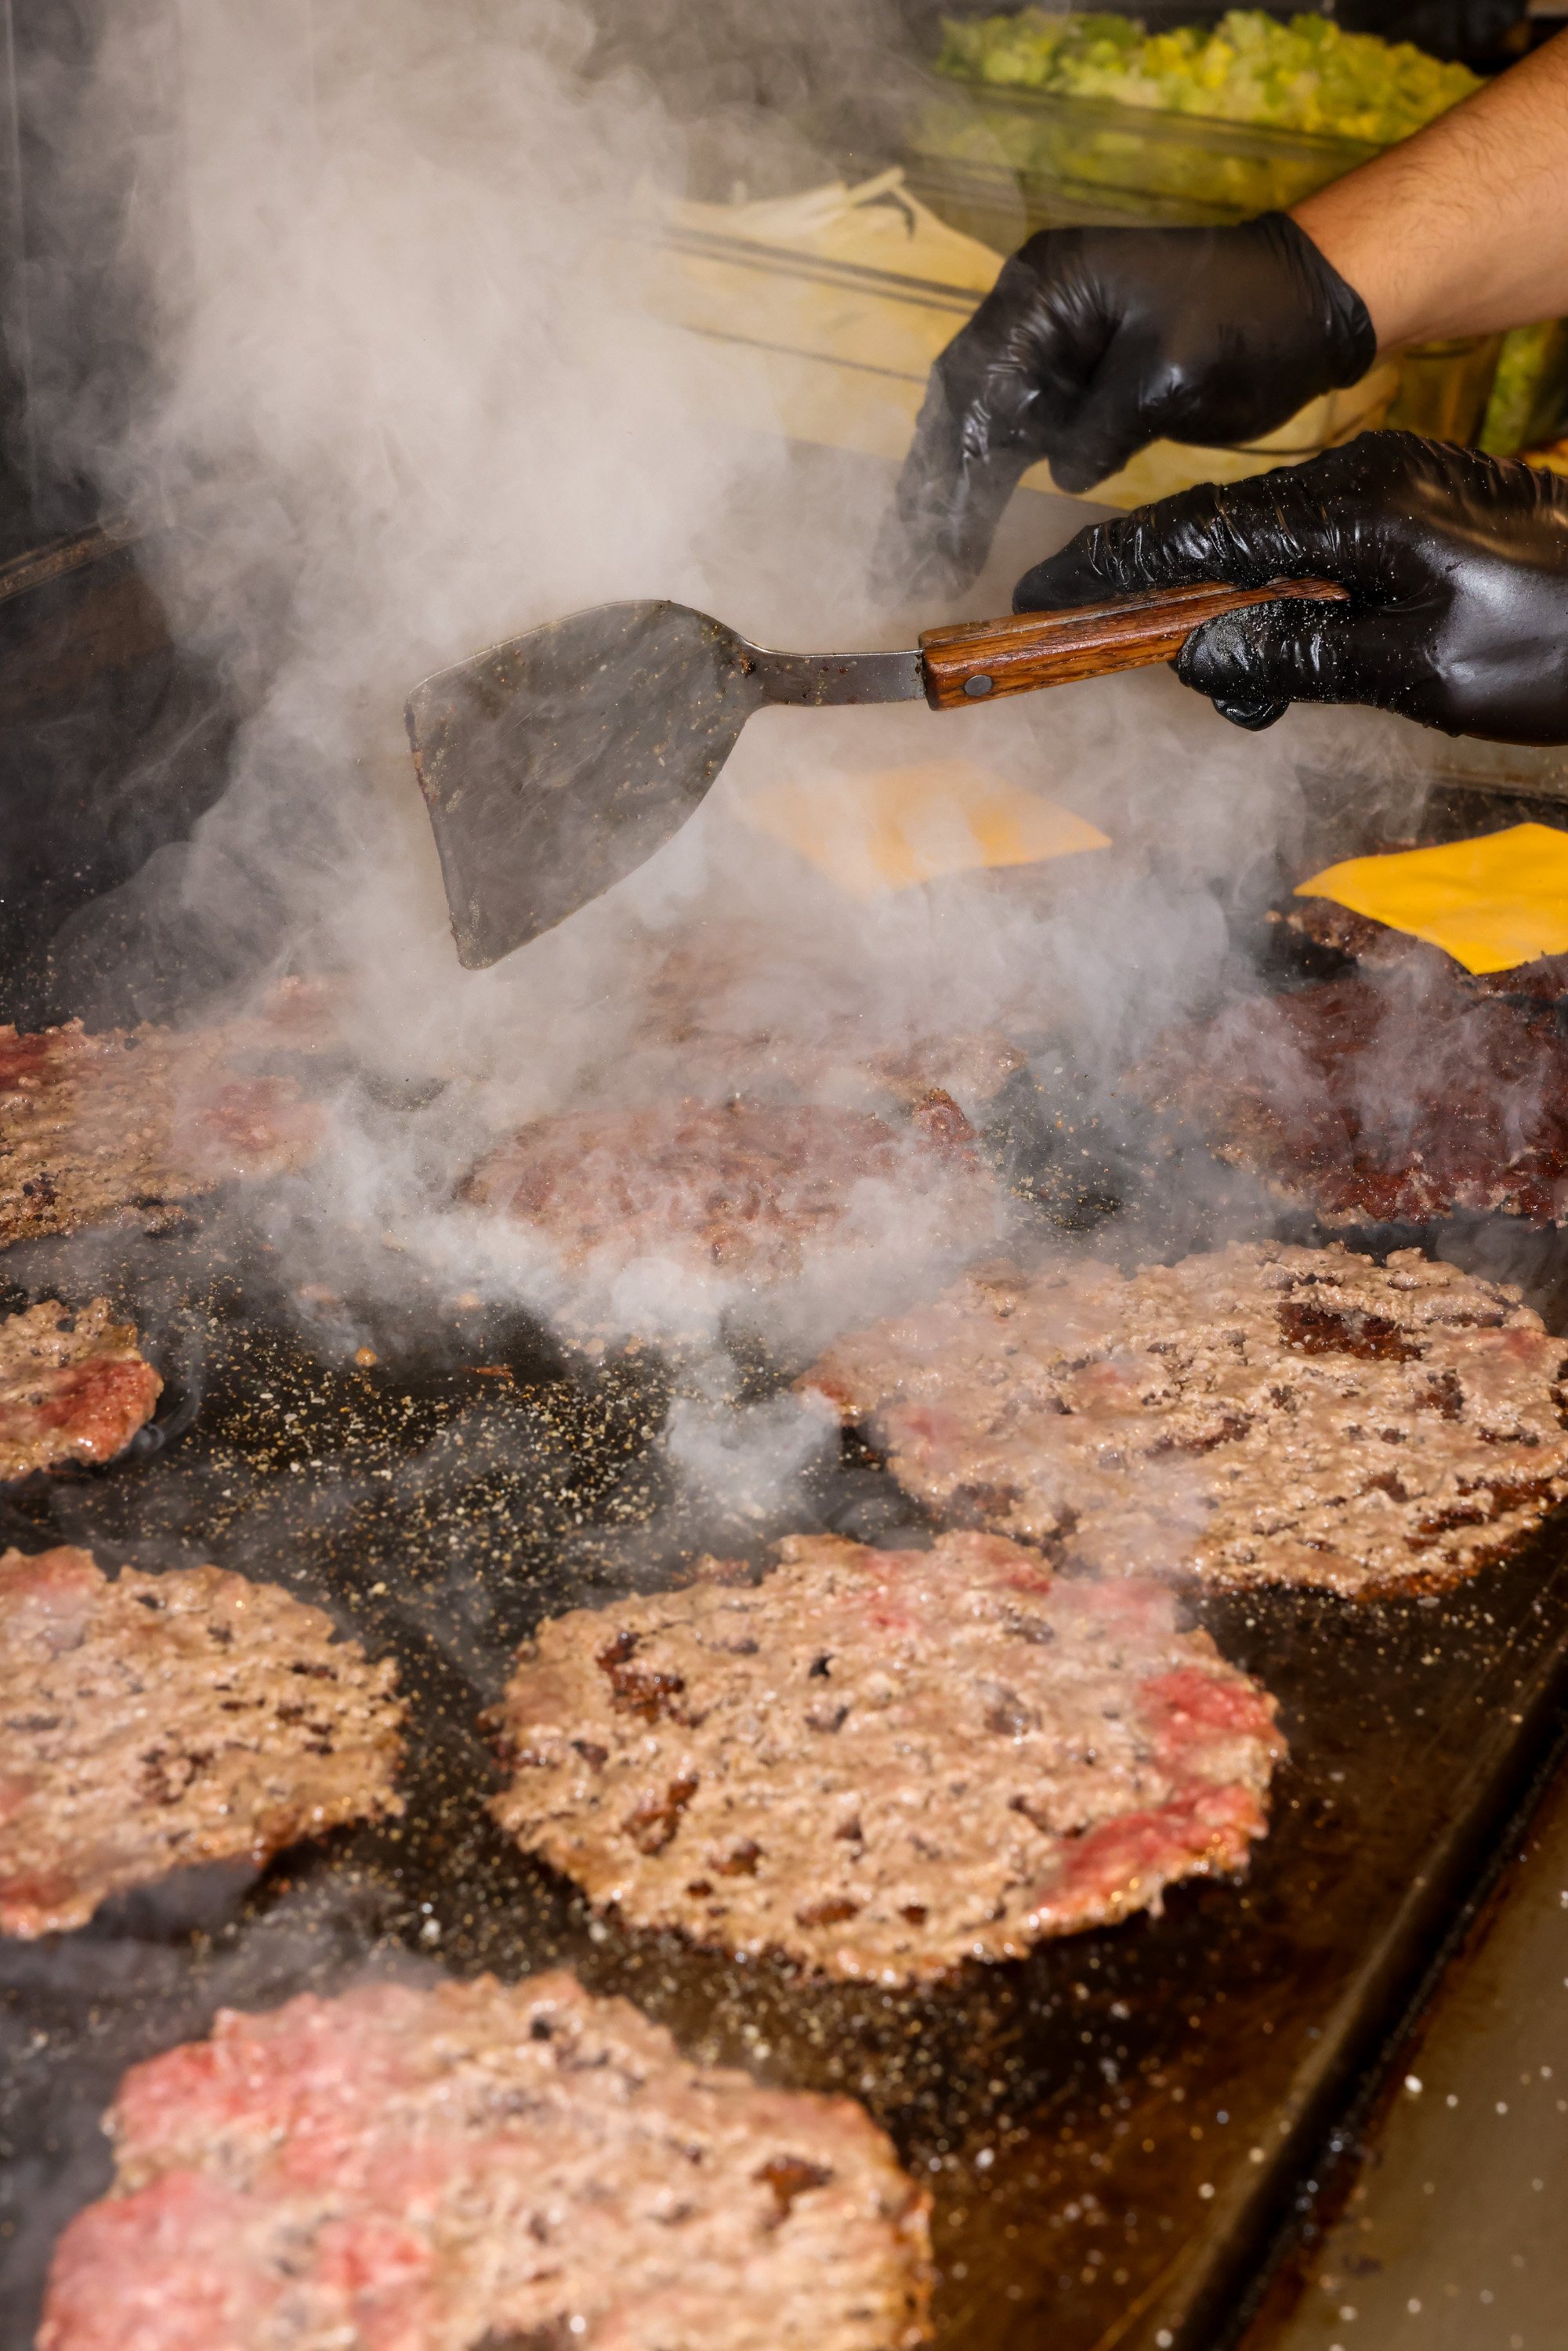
[736,758,1110,901]
[1297,821,1568,974]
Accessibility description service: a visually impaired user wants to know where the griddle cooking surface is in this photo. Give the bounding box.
[5,1203,1568,2351]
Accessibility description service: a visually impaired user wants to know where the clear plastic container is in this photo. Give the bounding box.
[1385,335,1506,445]
[904,78,1384,230]
[1479,321,1568,456]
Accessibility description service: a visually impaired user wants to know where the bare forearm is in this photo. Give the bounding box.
[1290,30,1568,348]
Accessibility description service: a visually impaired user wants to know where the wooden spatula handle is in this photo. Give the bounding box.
[918,577,1349,712]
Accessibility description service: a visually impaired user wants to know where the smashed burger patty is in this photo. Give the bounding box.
[462,1095,998,1285]
[806,1244,1568,1597]
[0,1014,321,1252]
[0,1545,404,1937]
[1132,967,1568,1226]
[1279,894,1568,1003]
[491,1529,1282,1980]
[631,921,1027,1116]
[0,1299,161,1480]
[38,1972,932,2351]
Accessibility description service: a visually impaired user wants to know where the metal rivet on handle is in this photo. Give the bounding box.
[963,674,994,697]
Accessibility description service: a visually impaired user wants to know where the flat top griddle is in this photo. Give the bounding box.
[9,495,1568,2351]
[5,1119,1568,2351]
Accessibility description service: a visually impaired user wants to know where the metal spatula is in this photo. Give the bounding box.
[406,576,1344,968]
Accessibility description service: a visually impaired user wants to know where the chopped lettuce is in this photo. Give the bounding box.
[934,10,1480,143]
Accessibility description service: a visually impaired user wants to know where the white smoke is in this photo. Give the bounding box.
[13,0,1453,1382]
[663,1366,837,1529]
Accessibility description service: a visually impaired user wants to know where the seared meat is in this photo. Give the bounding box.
[38,1972,931,2351]
[1132,967,1568,1226]
[1467,957,1568,1004]
[632,922,1027,1116]
[492,1528,1283,1979]
[0,1545,404,1937]
[0,1013,322,1252]
[638,1021,1028,1118]
[1276,896,1448,974]
[462,1096,1000,1288]
[805,1244,1568,1597]
[0,1299,161,1480]
[864,1031,1026,1111]
[643,1014,1027,1121]
[1278,897,1568,1002]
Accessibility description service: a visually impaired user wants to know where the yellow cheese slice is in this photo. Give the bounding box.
[736,758,1110,902]
[1296,822,1568,975]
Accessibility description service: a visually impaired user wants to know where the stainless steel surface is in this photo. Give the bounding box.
[1254,1753,1568,2351]
[744,638,923,705]
[1418,737,1568,806]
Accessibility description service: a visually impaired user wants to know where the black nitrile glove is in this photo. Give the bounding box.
[1012,432,1568,743]
[879,212,1374,594]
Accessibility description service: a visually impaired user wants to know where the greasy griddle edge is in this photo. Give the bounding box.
[1143,1554,1568,2351]
[1226,1701,1568,2351]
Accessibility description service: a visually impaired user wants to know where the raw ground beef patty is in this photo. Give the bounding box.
[0,1008,323,1252]
[0,1298,161,1480]
[491,1529,1283,1980]
[1131,964,1568,1226]
[462,1095,999,1286]
[805,1244,1568,1598]
[37,1972,932,2351]
[0,1546,404,1937]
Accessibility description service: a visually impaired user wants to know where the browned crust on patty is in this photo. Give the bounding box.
[491,1529,1283,1980]
[1130,969,1568,1226]
[0,1299,161,1480]
[0,1545,404,1936]
[803,1244,1568,1597]
[1279,896,1568,1002]
[1276,897,1452,974]
[38,1972,932,2351]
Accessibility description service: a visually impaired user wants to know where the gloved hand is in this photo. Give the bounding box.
[879,212,1374,594]
[1012,431,1568,743]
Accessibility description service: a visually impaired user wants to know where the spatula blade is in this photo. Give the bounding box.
[406,600,761,968]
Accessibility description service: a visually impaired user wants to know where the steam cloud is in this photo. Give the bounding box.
[13,0,1443,1407]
